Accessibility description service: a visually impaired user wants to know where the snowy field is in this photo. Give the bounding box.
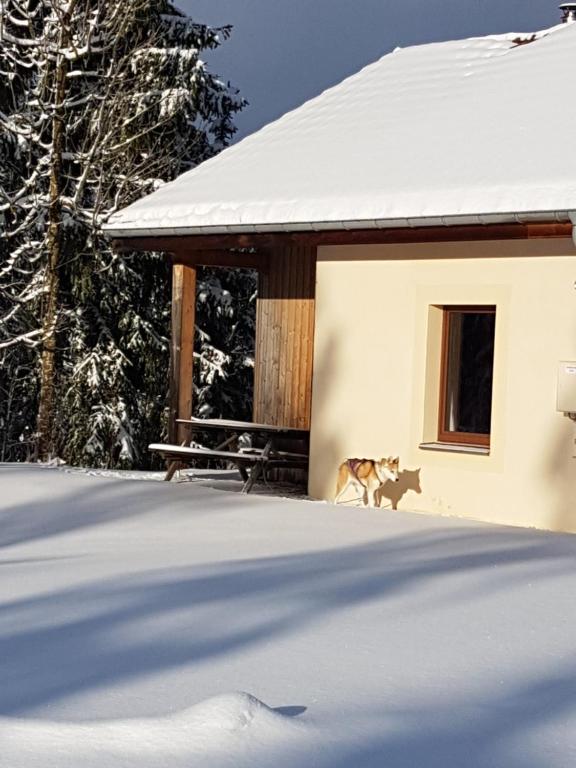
[2,465,576,767]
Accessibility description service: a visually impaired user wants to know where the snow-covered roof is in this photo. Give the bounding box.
[105,23,576,238]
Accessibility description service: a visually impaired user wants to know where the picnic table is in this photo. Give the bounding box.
[149,417,309,493]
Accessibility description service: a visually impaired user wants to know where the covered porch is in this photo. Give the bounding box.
[114,232,318,482]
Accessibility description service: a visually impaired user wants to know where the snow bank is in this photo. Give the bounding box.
[3,466,576,767]
[0,692,320,768]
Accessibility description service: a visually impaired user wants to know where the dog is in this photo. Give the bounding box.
[335,456,400,508]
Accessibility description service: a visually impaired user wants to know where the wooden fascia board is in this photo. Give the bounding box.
[111,222,572,253]
[171,249,270,271]
[111,238,268,270]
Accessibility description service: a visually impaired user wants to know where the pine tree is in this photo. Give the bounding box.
[0,0,250,467]
[195,267,257,422]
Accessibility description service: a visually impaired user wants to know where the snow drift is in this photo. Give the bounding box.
[0,692,318,768]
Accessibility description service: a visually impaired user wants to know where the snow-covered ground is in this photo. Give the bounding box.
[2,464,576,767]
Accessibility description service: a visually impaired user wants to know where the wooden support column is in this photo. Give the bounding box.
[169,264,196,444]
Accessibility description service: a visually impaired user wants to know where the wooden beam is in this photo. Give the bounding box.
[172,249,269,271]
[112,222,573,253]
[169,264,196,444]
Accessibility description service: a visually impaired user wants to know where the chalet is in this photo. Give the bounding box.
[105,10,576,532]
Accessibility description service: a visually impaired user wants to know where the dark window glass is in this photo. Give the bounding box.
[440,308,495,445]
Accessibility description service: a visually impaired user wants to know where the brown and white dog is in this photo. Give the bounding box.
[335,457,400,508]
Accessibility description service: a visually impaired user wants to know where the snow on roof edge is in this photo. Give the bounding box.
[104,210,574,239]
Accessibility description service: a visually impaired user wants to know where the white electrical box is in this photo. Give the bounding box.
[557,361,576,413]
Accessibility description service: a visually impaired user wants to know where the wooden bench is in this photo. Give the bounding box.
[150,418,309,493]
[149,442,307,493]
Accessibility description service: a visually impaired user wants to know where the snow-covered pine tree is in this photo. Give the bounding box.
[195,267,257,421]
[0,0,252,467]
[0,3,43,460]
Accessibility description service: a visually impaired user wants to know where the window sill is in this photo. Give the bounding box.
[419,442,490,456]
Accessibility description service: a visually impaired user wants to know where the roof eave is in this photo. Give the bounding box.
[103,210,574,240]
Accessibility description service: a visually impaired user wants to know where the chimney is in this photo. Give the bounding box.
[560,3,576,22]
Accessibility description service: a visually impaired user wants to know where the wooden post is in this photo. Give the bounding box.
[169,264,196,444]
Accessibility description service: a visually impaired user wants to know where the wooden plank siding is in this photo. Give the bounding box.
[253,246,317,429]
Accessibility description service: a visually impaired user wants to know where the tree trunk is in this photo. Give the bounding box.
[36,18,70,461]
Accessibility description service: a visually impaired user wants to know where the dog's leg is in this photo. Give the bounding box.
[334,478,352,505]
[367,478,383,508]
[336,479,366,506]
[334,464,348,504]
[359,483,369,507]
[366,486,376,508]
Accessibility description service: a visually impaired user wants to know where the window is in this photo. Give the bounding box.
[438,306,496,447]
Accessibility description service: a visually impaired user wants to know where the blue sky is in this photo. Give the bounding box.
[182,1,561,139]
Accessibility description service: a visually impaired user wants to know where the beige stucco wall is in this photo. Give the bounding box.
[308,237,576,533]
